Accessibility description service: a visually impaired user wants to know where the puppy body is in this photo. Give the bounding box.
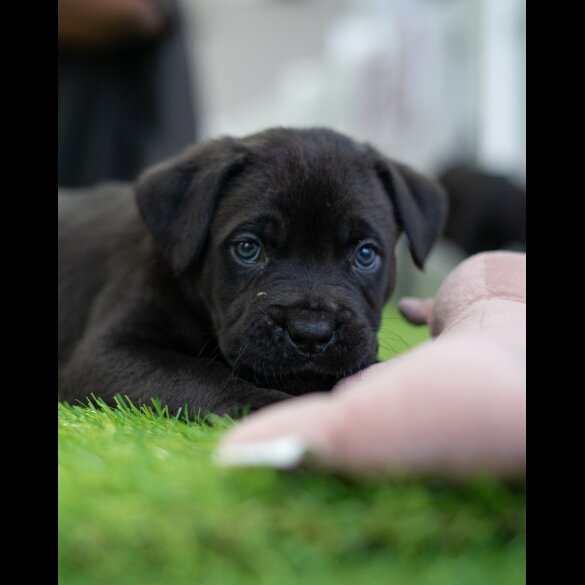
[58,128,446,416]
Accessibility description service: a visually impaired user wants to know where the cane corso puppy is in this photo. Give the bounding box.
[58,128,447,416]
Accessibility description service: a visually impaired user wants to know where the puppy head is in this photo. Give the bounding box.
[136,128,447,393]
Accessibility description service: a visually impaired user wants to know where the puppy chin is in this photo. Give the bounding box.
[219,319,379,395]
[272,371,340,395]
[231,350,378,395]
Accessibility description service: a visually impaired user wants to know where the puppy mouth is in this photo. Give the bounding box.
[235,361,350,394]
[219,307,378,394]
[227,342,376,394]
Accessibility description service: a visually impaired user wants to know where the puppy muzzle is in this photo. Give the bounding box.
[277,309,335,356]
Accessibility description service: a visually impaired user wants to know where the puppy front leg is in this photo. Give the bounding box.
[58,342,292,417]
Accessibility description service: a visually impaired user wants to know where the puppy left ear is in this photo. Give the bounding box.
[370,152,448,268]
[135,138,247,274]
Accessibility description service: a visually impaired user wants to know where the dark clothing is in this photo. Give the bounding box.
[58,4,196,187]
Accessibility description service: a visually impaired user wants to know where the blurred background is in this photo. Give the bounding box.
[58,0,526,295]
[189,0,525,185]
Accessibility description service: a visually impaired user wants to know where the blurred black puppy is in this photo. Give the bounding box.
[58,128,447,416]
[439,164,526,256]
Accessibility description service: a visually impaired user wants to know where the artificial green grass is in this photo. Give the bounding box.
[376,301,431,361]
[58,304,525,585]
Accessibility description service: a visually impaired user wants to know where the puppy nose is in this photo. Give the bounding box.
[286,317,334,354]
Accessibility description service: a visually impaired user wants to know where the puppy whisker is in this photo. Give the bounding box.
[230,343,249,381]
[205,345,224,366]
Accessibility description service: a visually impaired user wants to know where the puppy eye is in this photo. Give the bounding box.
[353,242,380,271]
[233,239,262,264]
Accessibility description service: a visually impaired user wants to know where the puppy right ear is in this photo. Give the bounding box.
[366,147,448,269]
[135,138,247,274]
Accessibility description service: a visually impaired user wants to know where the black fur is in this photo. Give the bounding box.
[438,164,526,255]
[58,128,447,416]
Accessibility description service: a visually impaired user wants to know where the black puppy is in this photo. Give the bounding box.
[58,128,446,416]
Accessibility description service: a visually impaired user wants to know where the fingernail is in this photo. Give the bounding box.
[214,435,308,469]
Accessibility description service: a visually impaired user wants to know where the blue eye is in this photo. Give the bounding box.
[354,243,379,271]
[233,240,262,264]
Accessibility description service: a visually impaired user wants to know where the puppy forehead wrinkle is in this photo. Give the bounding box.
[277,189,390,246]
[210,129,394,249]
[344,215,386,243]
[227,215,282,240]
[213,203,285,243]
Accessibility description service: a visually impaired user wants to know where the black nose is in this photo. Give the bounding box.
[286,316,334,354]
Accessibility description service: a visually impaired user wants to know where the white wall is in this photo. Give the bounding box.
[180,0,526,181]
